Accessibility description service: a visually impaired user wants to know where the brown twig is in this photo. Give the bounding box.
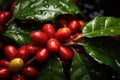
[24,56,36,66]
[62,34,83,47]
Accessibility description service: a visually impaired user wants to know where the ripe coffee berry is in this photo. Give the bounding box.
[4,45,17,60]
[36,48,49,63]
[22,66,38,78]
[0,25,2,34]
[78,20,85,26]
[58,46,73,61]
[56,19,68,27]
[78,20,85,30]
[47,38,60,53]
[0,59,9,68]
[12,74,26,80]
[55,27,71,42]
[42,23,55,38]
[30,31,48,45]
[0,68,10,80]
[68,20,81,34]
[0,11,11,25]
[26,43,40,56]
[73,0,79,4]
[17,45,29,61]
[74,46,85,54]
[10,1,16,12]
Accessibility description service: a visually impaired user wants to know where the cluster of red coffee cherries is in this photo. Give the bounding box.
[0,19,84,80]
[0,1,37,80]
[0,1,85,80]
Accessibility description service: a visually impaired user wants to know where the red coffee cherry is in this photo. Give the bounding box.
[68,20,81,34]
[74,46,85,54]
[30,31,48,45]
[17,46,29,61]
[47,38,60,53]
[73,0,79,4]
[22,66,38,78]
[4,45,17,60]
[10,1,16,12]
[0,11,11,26]
[12,74,26,80]
[36,48,49,63]
[55,27,71,42]
[58,46,73,61]
[26,43,40,56]
[0,59,9,68]
[42,23,55,38]
[0,68,10,80]
[0,25,2,34]
[78,20,85,30]
[56,19,68,27]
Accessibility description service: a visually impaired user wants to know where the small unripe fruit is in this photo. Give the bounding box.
[22,66,37,78]
[17,46,29,61]
[12,74,26,80]
[55,27,71,42]
[9,58,24,72]
[30,31,48,45]
[47,38,60,53]
[0,59,9,68]
[36,48,49,63]
[58,46,73,61]
[42,24,55,38]
[4,45,17,60]
[0,68,10,80]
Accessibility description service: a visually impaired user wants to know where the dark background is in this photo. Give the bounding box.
[78,0,120,21]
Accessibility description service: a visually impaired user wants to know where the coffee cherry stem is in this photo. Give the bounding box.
[62,34,83,47]
[62,41,76,47]
[73,33,83,41]
[24,56,36,66]
[5,17,14,26]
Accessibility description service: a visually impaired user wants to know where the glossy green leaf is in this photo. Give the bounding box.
[82,16,120,38]
[13,0,81,22]
[79,37,120,73]
[37,55,65,80]
[70,49,113,80]
[3,23,40,45]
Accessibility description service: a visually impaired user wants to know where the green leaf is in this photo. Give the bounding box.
[70,50,113,80]
[13,0,81,22]
[79,37,120,73]
[3,22,40,45]
[0,0,14,10]
[37,55,65,80]
[82,16,120,38]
